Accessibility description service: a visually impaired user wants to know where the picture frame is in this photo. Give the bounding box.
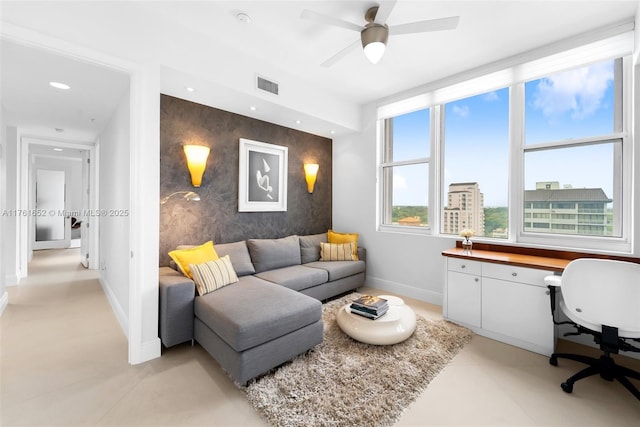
[238,138,288,212]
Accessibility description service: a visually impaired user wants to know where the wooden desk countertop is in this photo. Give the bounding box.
[442,248,570,272]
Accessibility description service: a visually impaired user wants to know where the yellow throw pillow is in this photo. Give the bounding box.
[168,241,218,279]
[190,255,239,296]
[320,242,356,261]
[327,229,359,260]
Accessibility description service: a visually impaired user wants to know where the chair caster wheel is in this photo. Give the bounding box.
[549,356,557,366]
[561,382,573,393]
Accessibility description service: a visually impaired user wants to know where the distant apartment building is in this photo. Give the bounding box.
[443,182,485,236]
[524,182,612,236]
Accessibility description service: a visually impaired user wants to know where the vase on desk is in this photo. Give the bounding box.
[461,237,473,253]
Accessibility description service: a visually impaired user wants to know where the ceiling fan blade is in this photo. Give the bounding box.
[390,16,460,35]
[321,39,361,68]
[373,0,398,24]
[301,9,362,32]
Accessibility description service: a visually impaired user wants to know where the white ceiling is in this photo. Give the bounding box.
[1,1,638,140]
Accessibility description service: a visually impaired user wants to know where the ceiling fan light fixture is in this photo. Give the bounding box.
[361,24,388,64]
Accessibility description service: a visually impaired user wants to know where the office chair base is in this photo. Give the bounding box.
[550,353,640,400]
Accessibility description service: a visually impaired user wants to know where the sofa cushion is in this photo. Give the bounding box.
[320,242,357,261]
[247,235,301,273]
[190,255,239,296]
[299,233,327,264]
[194,276,321,352]
[305,260,366,282]
[168,241,218,279]
[213,240,256,276]
[255,265,328,292]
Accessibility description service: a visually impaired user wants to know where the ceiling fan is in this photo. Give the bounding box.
[301,0,460,66]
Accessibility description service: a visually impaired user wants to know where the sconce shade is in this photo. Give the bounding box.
[304,163,319,193]
[183,145,210,187]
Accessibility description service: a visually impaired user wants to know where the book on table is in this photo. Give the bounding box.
[351,295,388,311]
[349,305,388,320]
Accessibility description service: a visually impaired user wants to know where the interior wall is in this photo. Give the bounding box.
[0,106,6,314]
[159,95,332,267]
[98,91,131,333]
[333,104,454,305]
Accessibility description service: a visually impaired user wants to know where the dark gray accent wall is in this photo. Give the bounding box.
[159,95,332,267]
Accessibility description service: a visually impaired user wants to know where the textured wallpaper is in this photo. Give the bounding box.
[159,95,333,266]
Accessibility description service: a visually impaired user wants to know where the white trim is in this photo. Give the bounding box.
[0,291,8,316]
[98,276,128,337]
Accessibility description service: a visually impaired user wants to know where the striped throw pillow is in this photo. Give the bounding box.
[320,242,356,261]
[190,255,239,296]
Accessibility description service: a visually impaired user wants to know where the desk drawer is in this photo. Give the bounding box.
[482,262,552,287]
[447,258,481,275]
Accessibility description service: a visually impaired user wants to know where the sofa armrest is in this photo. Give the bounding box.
[357,246,366,262]
[159,267,195,347]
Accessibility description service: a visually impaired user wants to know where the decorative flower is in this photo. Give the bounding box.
[459,229,475,239]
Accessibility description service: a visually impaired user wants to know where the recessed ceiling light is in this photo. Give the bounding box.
[49,81,70,90]
[295,120,302,124]
[236,12,251,24]
[53,148,63,152]
[250,106,257,111]
[330,130,336,134]
[186,87,195,92]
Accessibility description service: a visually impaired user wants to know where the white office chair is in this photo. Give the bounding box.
[545,258,640,400]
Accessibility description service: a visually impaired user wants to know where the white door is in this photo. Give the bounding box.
[33,169,70,250]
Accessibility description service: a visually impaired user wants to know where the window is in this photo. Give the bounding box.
[442,88,509,238]
[378,30,633,252]
[523,58,622,239]
[380,108,430,228]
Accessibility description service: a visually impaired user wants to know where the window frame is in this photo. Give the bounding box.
[377,30,634,253]
[378,109,433,234]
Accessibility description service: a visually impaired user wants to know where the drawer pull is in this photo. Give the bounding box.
[512,272,517,277]
[545,290,550,295]
[474,278,479,282]
[461,265,466,269]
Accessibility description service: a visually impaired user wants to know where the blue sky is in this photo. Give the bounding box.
[391,59,616,207]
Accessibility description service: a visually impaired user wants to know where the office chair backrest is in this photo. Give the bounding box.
[561,258,640,334]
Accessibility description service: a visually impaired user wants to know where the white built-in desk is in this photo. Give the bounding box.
[442,248,570,356]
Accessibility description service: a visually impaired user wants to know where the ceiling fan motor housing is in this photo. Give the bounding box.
[361,23,389,48]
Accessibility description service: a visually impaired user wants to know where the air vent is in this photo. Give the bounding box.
[256,75,279,95]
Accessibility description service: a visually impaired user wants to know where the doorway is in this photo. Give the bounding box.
[20,139,98,273]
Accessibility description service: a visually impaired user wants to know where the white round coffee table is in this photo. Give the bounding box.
[336,295,417,345]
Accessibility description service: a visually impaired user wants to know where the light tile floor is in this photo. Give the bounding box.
[1,248,639,426]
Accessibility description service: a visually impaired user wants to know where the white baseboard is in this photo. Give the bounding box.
[98,276,129,338]
[0,291,8,316]
[365,276,443,306]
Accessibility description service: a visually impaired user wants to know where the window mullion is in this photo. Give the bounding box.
[510,83,525,242]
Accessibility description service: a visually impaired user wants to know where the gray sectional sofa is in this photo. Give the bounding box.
[159,233,366,384]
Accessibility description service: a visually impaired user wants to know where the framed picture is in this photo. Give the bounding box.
[238,138,288,212]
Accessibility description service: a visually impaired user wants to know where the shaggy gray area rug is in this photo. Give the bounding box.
[242,293,473,427]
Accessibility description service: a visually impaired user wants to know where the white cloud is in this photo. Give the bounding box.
[393,173,407,190]
[532,61,613,120]
[484,91,499,102]
[452,104,470,118]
